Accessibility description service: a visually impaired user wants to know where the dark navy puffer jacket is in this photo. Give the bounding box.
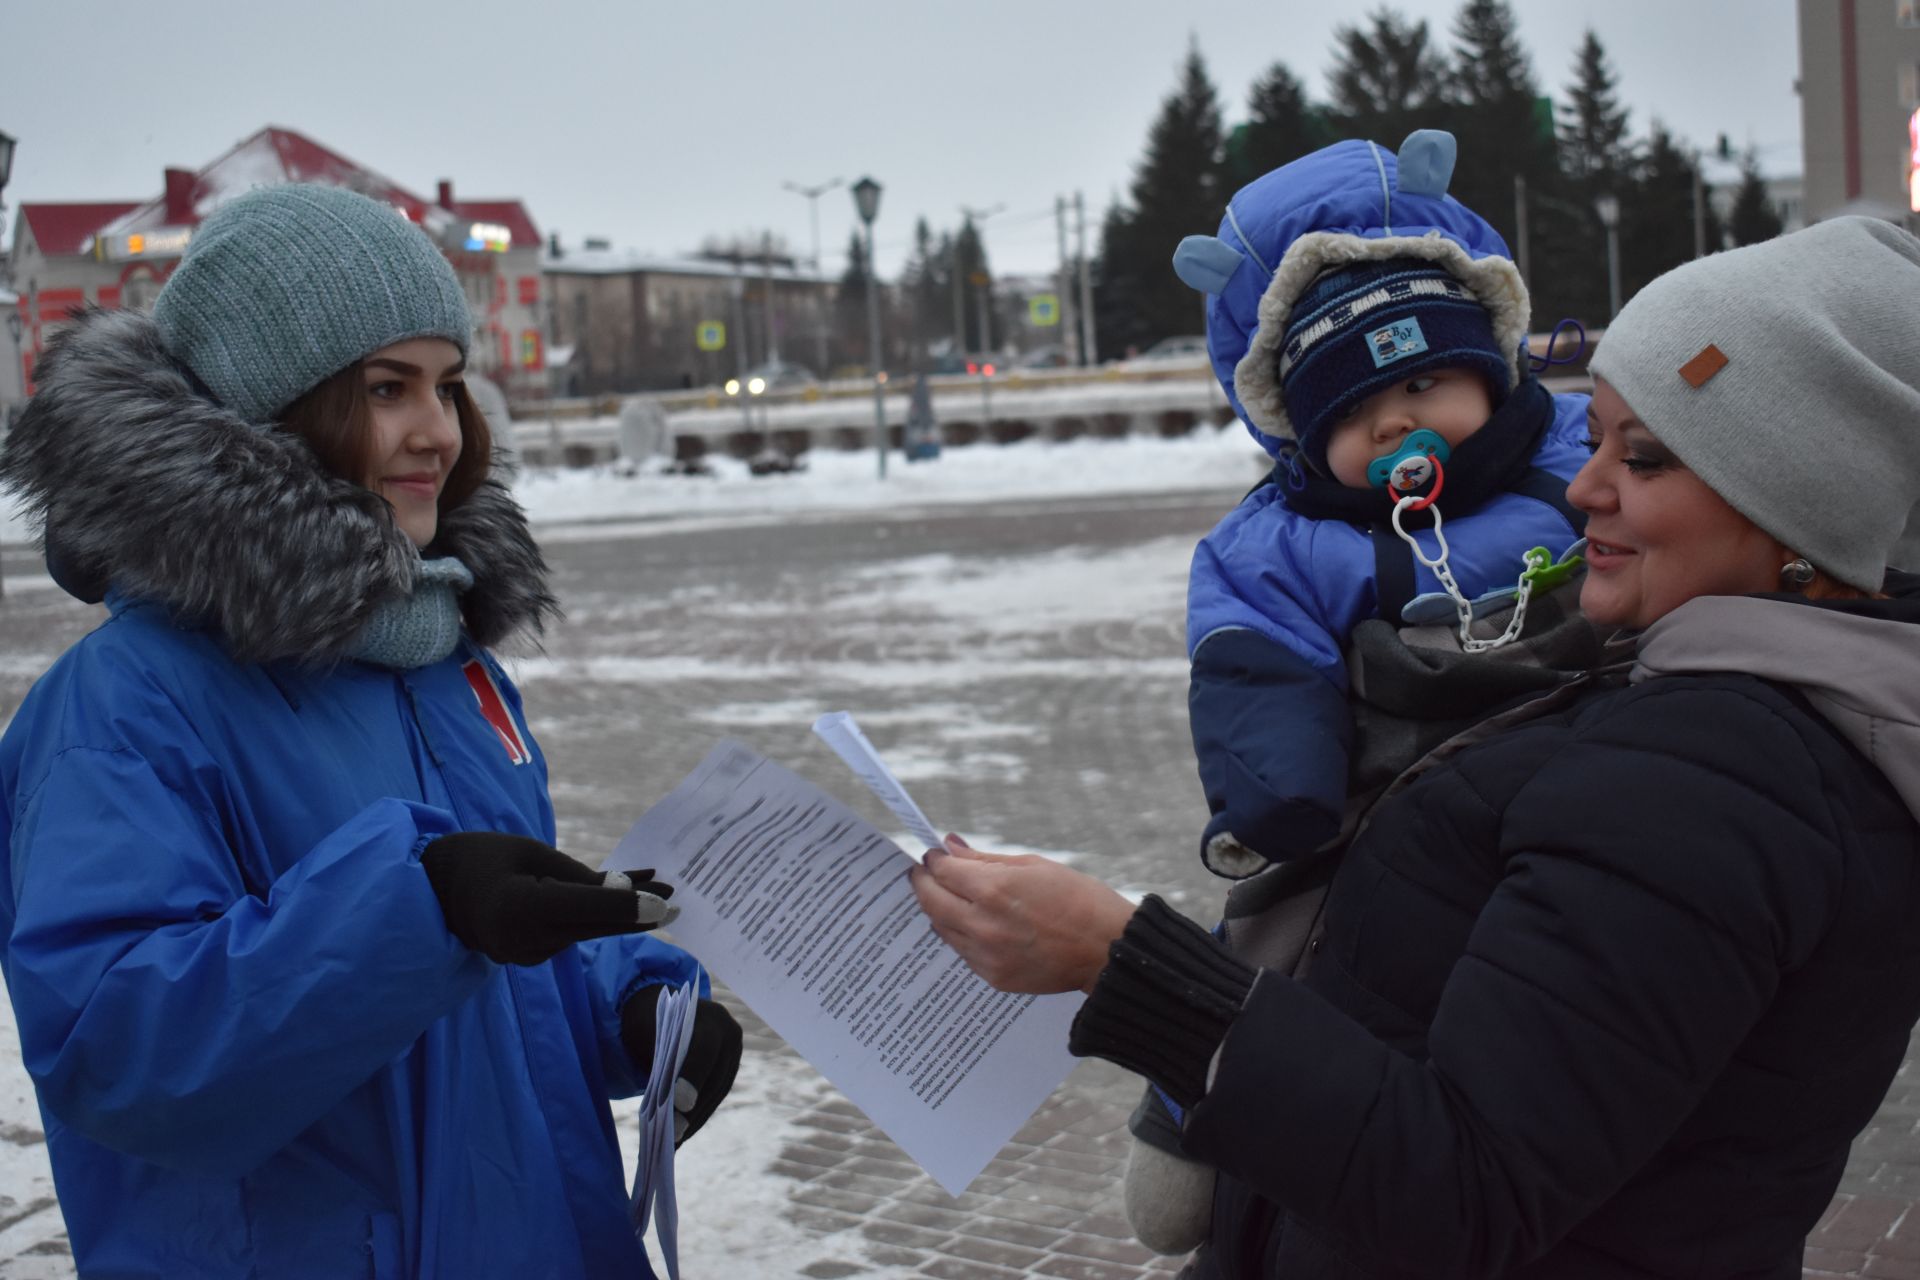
[1177,595,1920,1278]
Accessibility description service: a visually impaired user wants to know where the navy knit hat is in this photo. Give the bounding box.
[1279,257,1507,471]
[153,184,472,424]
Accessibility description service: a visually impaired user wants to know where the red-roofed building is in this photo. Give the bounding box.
[6,126,549,401]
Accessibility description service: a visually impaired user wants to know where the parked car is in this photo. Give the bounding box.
[924,351,1003,376]
[1115,334,1210,374]
[733,359,818,393]
[1135,334,1209,360]
[1012,345,1070,369]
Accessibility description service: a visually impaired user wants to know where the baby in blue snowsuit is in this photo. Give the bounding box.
[1176,130,1591,878]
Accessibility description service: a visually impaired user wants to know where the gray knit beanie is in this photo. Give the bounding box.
[153,184,472,424]
[1589,215,1920,590]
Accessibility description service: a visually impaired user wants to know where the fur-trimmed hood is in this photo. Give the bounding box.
[0,306,557,665]
[1171,131,1529,458]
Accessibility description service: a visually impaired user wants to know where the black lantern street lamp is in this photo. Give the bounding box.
[0,130,16,206]
[851,176,886,479]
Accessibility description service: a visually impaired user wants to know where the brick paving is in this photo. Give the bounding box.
[3,487,1920,1276]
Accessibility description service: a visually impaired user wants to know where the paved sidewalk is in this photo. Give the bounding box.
[718,991,1182,1280]
[1805,1051,1920,1278]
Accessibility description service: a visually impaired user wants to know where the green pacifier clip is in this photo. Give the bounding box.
[1372,431,1578,652]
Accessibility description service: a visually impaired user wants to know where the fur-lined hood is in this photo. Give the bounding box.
[0,306,557,665]
[1171,131,1529,458]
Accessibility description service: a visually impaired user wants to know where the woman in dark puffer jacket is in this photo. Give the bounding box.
[912,216,1920,1279]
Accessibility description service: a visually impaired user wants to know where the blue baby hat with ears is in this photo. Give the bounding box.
[1170,129,1531,461]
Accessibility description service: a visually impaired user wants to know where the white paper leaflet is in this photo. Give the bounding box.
[810,710,944,854]
[609,741,1079,1196]
[630,978,698,1280]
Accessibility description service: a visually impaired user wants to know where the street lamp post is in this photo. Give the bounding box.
[782,177,842,376]
[727,260,753,434]
[1593,193,1623,323]
[852,177,886,480]
[0,129,16,217]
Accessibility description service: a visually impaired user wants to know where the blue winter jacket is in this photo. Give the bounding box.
[1176,132,1590,870]
[0,604,699,1278]
[0,306,702,1279]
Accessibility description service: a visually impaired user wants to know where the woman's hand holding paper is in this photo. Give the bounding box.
[909,835,1136,995]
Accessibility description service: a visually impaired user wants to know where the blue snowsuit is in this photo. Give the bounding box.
[1175,135,1590,870]
[0,305,703,1279]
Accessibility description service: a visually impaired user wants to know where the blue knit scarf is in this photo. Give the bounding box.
[349,556,474,670]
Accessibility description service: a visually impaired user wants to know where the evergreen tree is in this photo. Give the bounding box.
[1619,122,1720,304]
[1441,0,1611,336]
[899,217,957,361]
[1449,0,1535,112]
[1093,39,1227,356]
[951,217,993,352]
[833,228,873,372]
[1226,61,1327,189]
[1092,200,1146,361]
[1325,8,1449,145]
[1559,29,1631,189]
[1727,149,1784,247]
[1552,29,1634,331]
[1444,0,1565,313]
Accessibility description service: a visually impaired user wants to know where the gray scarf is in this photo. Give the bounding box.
[349,556,475,670]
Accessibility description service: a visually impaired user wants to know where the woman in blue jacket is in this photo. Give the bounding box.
[0,184,740,1278]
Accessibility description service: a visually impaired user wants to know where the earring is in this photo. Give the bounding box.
[1780,557,1816,589]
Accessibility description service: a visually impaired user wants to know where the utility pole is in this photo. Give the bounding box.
[1074,191,1096,367]
[1691,162,1707,259]
[730,255,752,432]
[1055,196,1074,363]
[948,235,967,355]
[782,177,842,373]
[851,177,886,480]
[760,231,779,365]
[1512,174,1531,295]
[958,202,1004,356]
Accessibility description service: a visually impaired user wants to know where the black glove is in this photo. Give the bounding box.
[621,988,743,1146]
[420,831,675,967]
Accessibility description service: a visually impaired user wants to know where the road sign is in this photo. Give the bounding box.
[696,321,726,351]
[1029,294,1060,327]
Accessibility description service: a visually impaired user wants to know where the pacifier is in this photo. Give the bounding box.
[1366,428,1452,494]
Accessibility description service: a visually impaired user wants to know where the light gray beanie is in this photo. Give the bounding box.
[1589,215,1920,590]
[152,184,472,424]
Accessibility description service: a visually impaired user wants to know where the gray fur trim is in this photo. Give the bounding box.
[1233,231,1530,441]
[433,456,559,654]
[0,307,556,665]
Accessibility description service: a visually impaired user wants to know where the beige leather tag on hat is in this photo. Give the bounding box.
[1679,344,1729,388]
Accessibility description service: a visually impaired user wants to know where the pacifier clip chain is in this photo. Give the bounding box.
[1383,449,1539,653]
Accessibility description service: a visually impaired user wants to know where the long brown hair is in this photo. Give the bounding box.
[277,361,493,514]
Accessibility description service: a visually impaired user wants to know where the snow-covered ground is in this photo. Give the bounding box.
[0,423,1268,549]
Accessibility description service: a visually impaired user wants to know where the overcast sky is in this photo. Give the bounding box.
[3,0,1800,278]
